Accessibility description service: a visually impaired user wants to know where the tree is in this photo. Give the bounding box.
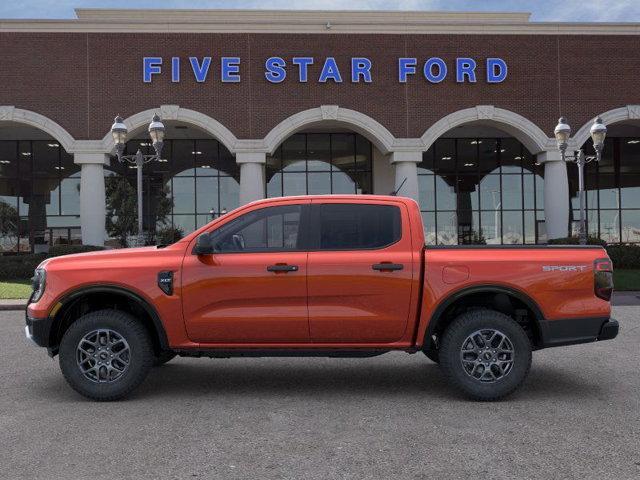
[105,176,172,247]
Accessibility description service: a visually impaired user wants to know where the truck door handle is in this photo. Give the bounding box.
[267,264,299,272]
[372,263,404,271]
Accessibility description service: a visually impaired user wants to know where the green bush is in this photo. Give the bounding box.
[606,245,640,270]
[0,245,106,281]
[547,236,608,246]
[155,226,184,246]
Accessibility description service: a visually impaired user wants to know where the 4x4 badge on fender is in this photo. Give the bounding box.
[157,271,173,295]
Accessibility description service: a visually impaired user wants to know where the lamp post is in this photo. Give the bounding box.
[111,114,165,247]
[553,116,607,245]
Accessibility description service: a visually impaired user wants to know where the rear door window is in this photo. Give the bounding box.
[317,203,401,250]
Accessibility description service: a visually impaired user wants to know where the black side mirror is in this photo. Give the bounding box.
[193,232,214,255]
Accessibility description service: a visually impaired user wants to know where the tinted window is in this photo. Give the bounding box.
[211,205,302,253]
[318,204,401,250]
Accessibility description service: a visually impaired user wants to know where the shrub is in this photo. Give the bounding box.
[606,244,640,270]
[156,226,184,246]
[0,245,106,280]
[548,236,608,246]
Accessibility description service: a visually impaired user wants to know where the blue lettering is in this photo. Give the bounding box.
[265,57,287,83]
[351,58,372,83]
[487,58,508,83]
[319,57,342,83]
[292,57,314,82]
[424,57,447,83]
[189,57,212,82]
[456,58,477,83]
[398,58,417,83]
[171,57,180,83]
[221,57,241,82]
[143,57,162,83]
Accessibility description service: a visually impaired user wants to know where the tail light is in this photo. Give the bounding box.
[594,258,613,301]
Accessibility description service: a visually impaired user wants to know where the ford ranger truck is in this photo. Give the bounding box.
[25,195,618,401]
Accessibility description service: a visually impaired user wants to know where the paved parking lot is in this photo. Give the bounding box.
[1,308,639,480]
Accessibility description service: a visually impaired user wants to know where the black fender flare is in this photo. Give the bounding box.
[51,285,169,351]
[423,284,546,348]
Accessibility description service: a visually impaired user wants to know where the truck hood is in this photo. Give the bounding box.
[40,246,181,270]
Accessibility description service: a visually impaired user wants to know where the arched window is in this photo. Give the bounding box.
[418,137,544,245]
[0,139,80,252]
[107,138,239,246]
[266,133,373,197]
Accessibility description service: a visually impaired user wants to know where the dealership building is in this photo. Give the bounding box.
[0,8,639,251]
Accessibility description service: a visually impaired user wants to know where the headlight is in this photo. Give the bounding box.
[30,268,46,303]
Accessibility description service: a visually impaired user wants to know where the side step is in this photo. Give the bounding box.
[174,348,391,359]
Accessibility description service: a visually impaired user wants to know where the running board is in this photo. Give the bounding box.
[174,348,391,359]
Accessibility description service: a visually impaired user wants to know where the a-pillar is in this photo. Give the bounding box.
[390,150,422,203]
[538,151,569,240]
[237,152,266,205]
[75,153,109,246]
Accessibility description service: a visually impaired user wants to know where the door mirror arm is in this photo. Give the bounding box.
[193,232,215,255]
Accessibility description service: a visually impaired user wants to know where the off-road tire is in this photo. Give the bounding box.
[439,309,532,401]
[153,351,176,367]
[59,309,154,401]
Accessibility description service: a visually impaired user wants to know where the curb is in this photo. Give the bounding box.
[0,301,27,311]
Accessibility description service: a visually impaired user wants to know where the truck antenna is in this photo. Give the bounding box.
[390,177,407,196]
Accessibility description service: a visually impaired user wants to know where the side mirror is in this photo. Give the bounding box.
[193,232,214,255]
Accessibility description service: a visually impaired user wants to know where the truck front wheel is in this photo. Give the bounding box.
[439,309,532,401]
[58,309,154,401]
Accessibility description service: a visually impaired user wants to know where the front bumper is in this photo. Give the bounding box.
[25,314,53,348]
[540,317,619,348]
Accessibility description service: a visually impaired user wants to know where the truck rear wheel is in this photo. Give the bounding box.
[58,309,154,401]
[439,309,532,401]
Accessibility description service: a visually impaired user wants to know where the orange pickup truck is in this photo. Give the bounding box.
[25,195,618,401]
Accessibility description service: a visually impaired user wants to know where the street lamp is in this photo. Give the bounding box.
[553,116,607,245]
[111,114,165,246]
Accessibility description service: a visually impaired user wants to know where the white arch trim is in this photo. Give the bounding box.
[263,105,397,155]
[572,105,640,149]
[0,106,76,152]
[420,105,553,154]
[100,105,239,155]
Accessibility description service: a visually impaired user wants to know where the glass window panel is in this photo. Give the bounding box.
[457,210,481,244]
[353,171,372,194]
[422,211,436,245]
[502,210,523,244]
[621,210,640,243]
[620,174,640,208]
[282,172,307,196]
[308,172,331,195]
[419,147,435,174]
[535,174,544,210]
[60,150,78,176]
[598,175,619,209]
[194,139,218,175]
[306,134,331,171]
[218,145,239,179]
[266,172,283,198]
[172,214,196,235]
[32,141,58,177]
[331,171,356,194]
[196,176,218,214]
[434,139,456,174]
[281,135,306,172]
[331,134,355,172]
[0,141,17,177]
[418,174,435,211]
[596,137,615,173]
[502,175,523,210]
[355,134,371,171]
[480,210,501,244]
[0,178,20,252]
[599,210,620,243]
[219,176,239,212]
[197,214,212,229]
[171,177,195,214]
[621,137,640,173]
[60,177,80,215]
[436,211,458,245]
[479,174,500,211]
[457,138,478,173]
[456,175,479,210]
[47,216,81,228]
[171,140,195,176]
[478,139,499,175]
[524,210,537,244]
[436,175,456,210]
[499,138,522,173]
[523,175,535,210]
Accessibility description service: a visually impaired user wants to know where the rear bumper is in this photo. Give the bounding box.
[540,317,619,348]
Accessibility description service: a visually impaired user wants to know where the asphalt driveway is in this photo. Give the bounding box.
[1,308,639,480]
